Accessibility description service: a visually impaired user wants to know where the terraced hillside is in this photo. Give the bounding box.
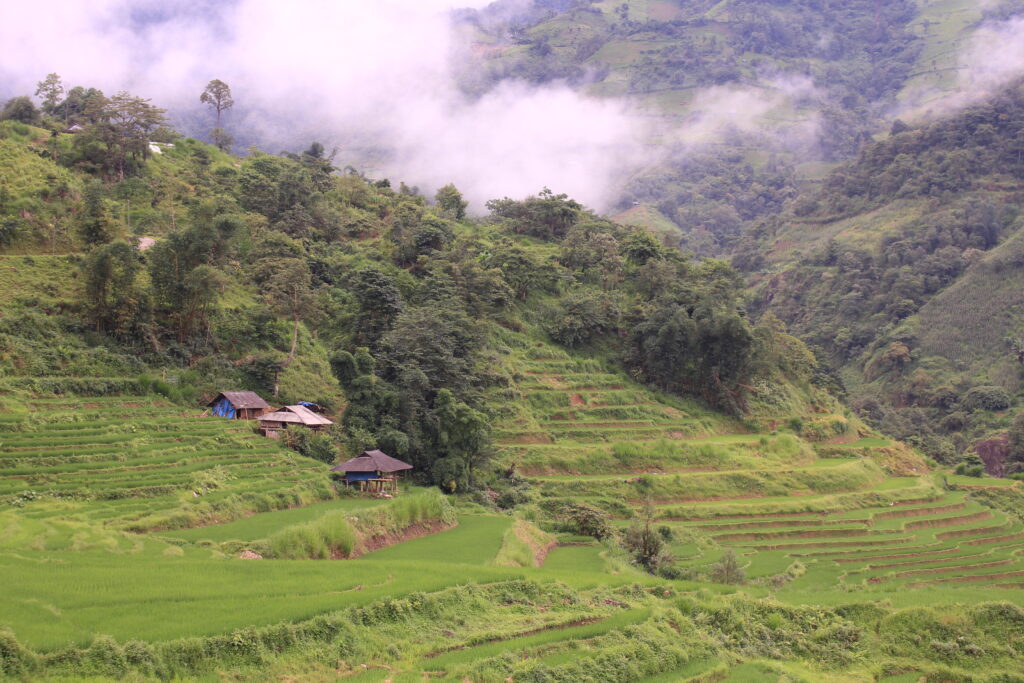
[2,380,1024,680]
[490,342,1024,612]
[0,394,333,534]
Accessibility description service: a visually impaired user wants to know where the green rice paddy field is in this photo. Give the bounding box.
[2,369,1024,680]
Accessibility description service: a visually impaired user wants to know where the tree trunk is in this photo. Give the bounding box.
[285,317,300,367]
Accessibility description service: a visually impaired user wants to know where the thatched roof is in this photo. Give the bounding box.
[209,391,271,410]
[332,450,413,473]
[258,404,333,427]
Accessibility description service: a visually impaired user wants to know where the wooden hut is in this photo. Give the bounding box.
[332,450,413,494]
[257,404,333,436]
[208,391,271,420]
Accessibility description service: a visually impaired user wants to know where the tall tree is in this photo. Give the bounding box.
[0,97,39,125]
[34,73,64,117]
[78,181,117,246]
[82,241,144,335]
[90,92,167,180]
[265,258,318,368]
[200,80,234,126]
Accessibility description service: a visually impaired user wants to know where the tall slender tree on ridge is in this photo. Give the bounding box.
[200,79,234,152]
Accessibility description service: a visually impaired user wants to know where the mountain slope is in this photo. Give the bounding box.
[741,79,1024,470]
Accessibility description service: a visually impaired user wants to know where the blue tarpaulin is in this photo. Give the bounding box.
[212,398,236,419]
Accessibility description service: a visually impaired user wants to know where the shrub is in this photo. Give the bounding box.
[267,524,328,559]
[282,426,341,464]
[709,549,746,585]
[0,628,36,676]
[622,522,674,574]
[954,463,984,478]
[555,502,614,540]
[962,386,1011,412]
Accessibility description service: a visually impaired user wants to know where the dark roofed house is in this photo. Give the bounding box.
[257,404,333,436]
[332,450,413,494]
[208,391,272,420]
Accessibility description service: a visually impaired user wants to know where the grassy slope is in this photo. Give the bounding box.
[913,229,1024,388]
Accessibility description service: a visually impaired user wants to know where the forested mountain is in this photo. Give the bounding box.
[458,0,1024,251]
[735,79,1024,476]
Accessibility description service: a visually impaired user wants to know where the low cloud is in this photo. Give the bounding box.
[0,1,825,212]
[957,15,1024,102]
[897,14,1024,121]
[0,0,648,211]
[671,75,821,148]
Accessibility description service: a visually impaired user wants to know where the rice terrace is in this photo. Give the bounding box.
[5,0,1024,681]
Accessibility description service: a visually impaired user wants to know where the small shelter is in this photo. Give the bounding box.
[208,391,272,420]
[332,450,413,494]
[257,404,333,436]
[63,124,84,134]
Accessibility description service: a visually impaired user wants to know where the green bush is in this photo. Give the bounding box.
[962,386,1011,412]
[556,502,613,540]
[282,426,341,464]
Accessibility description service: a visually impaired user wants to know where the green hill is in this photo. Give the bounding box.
[736,78,1024,476]
[2,83,1024,681]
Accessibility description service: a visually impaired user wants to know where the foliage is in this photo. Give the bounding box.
[555,502,614,540]
[281,425,341,465]
[1,96,39,125]
[709,549,746,585]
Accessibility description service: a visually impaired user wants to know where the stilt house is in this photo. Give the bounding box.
[332,450,413,494]
[208,392,272,420]
[257,404,333,436]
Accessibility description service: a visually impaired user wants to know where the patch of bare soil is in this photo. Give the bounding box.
[534,539,559,567]
[867,552,990,572]
[682,511,824,523]
[910,569,1024,587]
[872,502,966,520]
[752,538,911,552]
[822,435,859,446]
[695,519,828,531]
[345,520,456,557]
[966,531,1024,546]
[937,524,1011,540]
[569,393,585,407]
[834,547,959,564]
[892,496,943,507]
[904,511,992,531]
[557,421,651,429]
[713,528,875,543]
